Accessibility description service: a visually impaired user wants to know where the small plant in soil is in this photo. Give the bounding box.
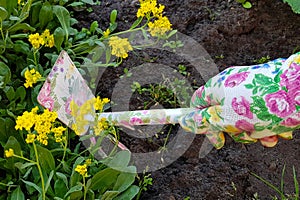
[236,0,252,9]
[251,165,299,199]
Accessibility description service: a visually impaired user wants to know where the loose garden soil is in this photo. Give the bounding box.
[75,0,300,199]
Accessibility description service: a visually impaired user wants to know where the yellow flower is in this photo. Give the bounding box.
[148,16,172,37]
[108,36,133,58]
[51,126,66,143]
[28,33,44,49]
[137,0,157,18]
[15,106,38,131]
[26,133,36,144]
[94,96,110,112]
[24,68,42,88]
[41,29,55,48]
[94,118,109,135]
[103,29,110,38]
[5,148,14,158]
[75,164,88,177]
[207,106,222,122]
[85,159,92,166]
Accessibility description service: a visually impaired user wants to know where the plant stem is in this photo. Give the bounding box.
[33,142,46,200]
[83,176,87,200]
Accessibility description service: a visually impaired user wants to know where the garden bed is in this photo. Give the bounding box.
[75,0,300,199]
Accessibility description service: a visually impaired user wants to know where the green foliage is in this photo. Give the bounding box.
[236,0,252,9]
[251,165,299,199]
[0,0,177,199]
[283,0,300,14]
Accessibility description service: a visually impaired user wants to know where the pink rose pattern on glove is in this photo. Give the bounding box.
[180,52,300,149]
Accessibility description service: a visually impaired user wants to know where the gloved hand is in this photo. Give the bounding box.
[180,52,300,149]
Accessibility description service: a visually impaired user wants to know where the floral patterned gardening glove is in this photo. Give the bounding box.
[180,52,300,149]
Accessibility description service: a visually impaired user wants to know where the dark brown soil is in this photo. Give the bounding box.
[76,0,300,199]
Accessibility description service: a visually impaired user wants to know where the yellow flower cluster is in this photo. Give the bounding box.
[108,36,133,59]
[24,68,42,88]
[15,107,65,145]
[71,97,111,136]
[94,96,110,112]
[5,148,14,158]
[94,118,109,136]
[148,16,172,37]
[137,0,172,37]
[28,29,55,49]
[75,159,92,177]
[137,0,164,18]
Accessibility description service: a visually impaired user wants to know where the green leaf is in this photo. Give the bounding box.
[114,185,139,200]
[4,86,15,101]
[110,9,117,24]
[5,136,22,156]
[113,171,136,193]
[13,40,30,54]
[21,179,42,194]
[36,145,55,174]
[39,2,53,28]
[254,74,274,85]
[0,6,8,21]
[90,21,98,34]
[242,1,252,9]
[244,84,253,89]
[56,172,68,188]
[53,5,70,40]
[15,86,26,102]
[90,168,120,191]
[101,191,120,200]
[130,17,142,30]
[45,170,54,192]
[8,23,35,33]
[283,0,300,14]
[54,27,65,51]
[0,62,11,89]
[64,184,82,199]
[11,186,25,200]
[104,150,131,169]
[54,179,68,198]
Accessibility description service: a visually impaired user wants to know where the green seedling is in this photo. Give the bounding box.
[236,0,252,9]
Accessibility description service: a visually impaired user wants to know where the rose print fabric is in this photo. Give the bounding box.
[179,52,300,149]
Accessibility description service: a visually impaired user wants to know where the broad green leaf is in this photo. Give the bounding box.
[101,191,119,200]
[39,2,53,28]
[11,186,25,200]
[13,40,30,54]
[90,168,120,191]
[54,27,65,51]
[21,179,42,194]
[4,86,15,101]
[56,172,68,188]
[54,179,68,198]
[0,6,7,20]
[0,62,11,89]
[64,184,82,199]
[53,5,70,40]
[8,23,35,33]
[284,0,300,14]
[130,17,142,30]
[36,145,55,174]
[15,86,26,102]
[104,150,131,169]
[113,171,136,192]
[30,2,42,25]
[114,185,139,200]
[4,136,21,156]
